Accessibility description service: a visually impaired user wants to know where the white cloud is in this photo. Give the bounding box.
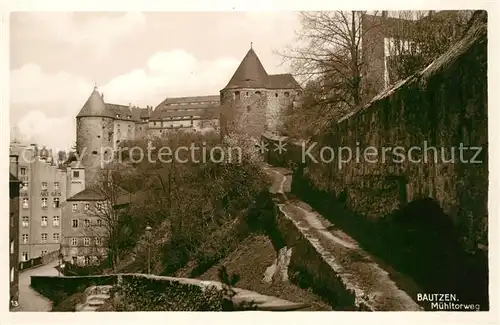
[17,111,75,153]
[10,50,240,150]
[100,49,239,105]
[15,12,146,56]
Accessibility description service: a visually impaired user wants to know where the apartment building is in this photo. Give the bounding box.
[61,188,109,266]
[10,142,85,262]
[9,154,20,309]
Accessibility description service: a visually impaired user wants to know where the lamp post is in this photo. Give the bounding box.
[58,252,64,276]
[145,226,152,274]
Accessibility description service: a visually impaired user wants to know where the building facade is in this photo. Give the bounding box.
[10,142,85,262]
[60,188,108,265]
[9,154,20,309]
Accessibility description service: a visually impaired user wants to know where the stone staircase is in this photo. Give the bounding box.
[75,285,113,312]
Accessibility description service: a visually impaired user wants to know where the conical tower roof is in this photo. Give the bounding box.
[223,47,269,90]
[77,86,114,118]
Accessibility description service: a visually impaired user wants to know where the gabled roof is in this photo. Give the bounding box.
[223,48,269,90]
[267,74,302,89]
[77,87,114,118]
[67,188,105,202]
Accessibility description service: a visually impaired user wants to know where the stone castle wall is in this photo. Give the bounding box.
[263,15,488,251]
[76,117,114,183]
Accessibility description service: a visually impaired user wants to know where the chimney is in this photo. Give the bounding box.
[382,10,388,18]
[101,93,104,100]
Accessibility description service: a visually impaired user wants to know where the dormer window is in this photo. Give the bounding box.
[116,114,120,118]
[127,115,131,119]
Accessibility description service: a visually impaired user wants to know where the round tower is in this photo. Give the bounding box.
[220,45,269,139]
[76,86,115,184]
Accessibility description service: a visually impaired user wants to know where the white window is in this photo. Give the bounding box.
[41,233,47,243]
[54,182,59,191]
[22,198,29,209]
[84,237,90,246]
[22,252,28,261]
[41,182,47,190]
[41,198,47,208]
[20,168,26,175]
[53,233,60,241]
[22,234,28,244]
[71,238,78,246]
[41,250,47,256]
[72,203,78,212]
[84,219,90,227]
[72,219,79,228]
[53,216,60,227]
[53,198,60,208]
[84,203,90,211]
[10,241,14,254]
[22,216,29,228]
[41,216,48,227]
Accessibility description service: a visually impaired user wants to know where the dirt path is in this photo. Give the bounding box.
[17,260,60,311]
[262,164,423,311]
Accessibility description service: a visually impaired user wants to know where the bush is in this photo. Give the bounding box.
[112,276,224,311]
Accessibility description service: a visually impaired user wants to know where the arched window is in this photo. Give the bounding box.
[255,91,261,96]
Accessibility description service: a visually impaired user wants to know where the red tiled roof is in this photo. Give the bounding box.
[77,87,114,118]
[150,96,220,121]
[267,74,302,89]
[223,48,269,90]
[67,188,105,201]
[222,48,301,91]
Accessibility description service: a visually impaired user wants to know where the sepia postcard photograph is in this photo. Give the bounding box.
[2,1,498,325]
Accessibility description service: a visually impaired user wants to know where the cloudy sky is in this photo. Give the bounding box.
[10,12,300,151]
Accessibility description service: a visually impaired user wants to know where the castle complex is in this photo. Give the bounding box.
[76,46,302,183]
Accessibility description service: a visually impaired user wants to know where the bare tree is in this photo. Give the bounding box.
[277,11,383,138]
[83,167,131,270]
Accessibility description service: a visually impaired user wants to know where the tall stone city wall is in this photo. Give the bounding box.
[263,14,488,251]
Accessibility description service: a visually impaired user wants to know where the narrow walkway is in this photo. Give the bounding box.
[17,260,60,311]
[262,164,423,311]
